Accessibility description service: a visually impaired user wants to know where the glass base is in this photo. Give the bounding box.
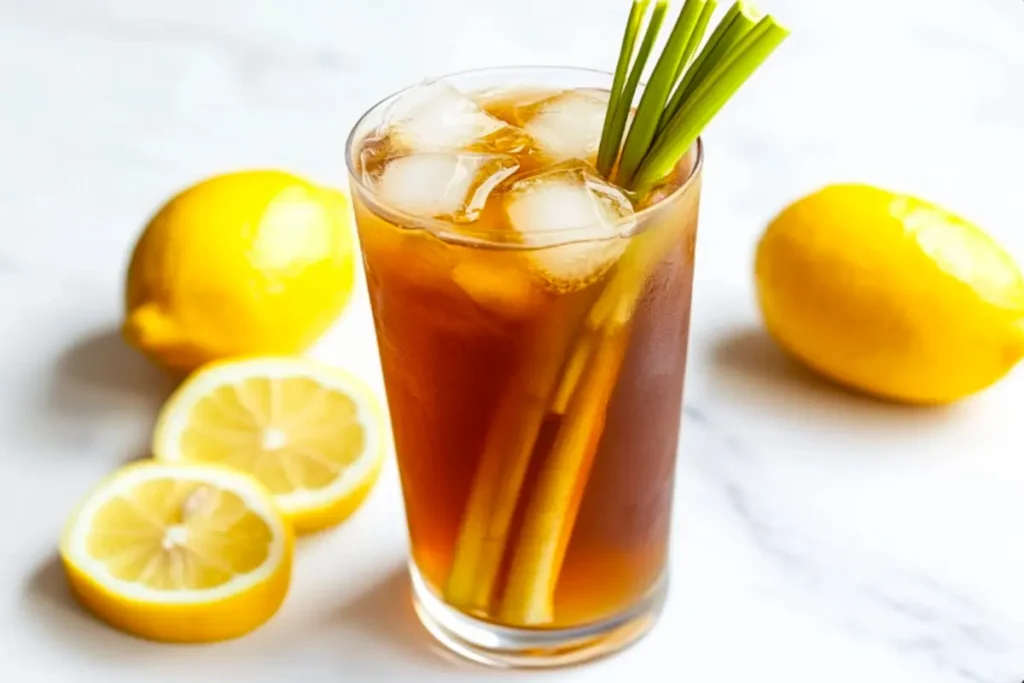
[410,563,667,669]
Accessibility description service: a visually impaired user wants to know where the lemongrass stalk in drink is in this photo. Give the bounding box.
[345,0,787,667]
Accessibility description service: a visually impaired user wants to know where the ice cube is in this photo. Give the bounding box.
[381,80,531,154]
[503,163,634,291]
[519,89,612,164]
[364,152,519,223]
[451,253,546,320]
[471,86,553,115]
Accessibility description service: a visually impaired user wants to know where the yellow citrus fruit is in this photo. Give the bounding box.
[124,170,356,375]
[60,461,293,643]
[153,357,386,534]
[755,183,1024,404]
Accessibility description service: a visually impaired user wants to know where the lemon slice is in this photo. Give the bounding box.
[59,461,293,643]
[153,357,386,534]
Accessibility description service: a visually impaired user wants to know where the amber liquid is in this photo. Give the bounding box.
[352,89,700,628]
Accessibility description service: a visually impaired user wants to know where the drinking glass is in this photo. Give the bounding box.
[346,66,703,667]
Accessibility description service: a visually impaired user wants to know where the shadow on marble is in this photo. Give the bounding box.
[709,327,961,430]
[45,326,175,462]
[53,326,172,396]
[22,554,469,676]
[325,566,473,672]
[214,563,474,676]
[22,553,154,659]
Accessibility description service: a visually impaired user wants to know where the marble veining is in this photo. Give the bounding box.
[685,406,1023,683]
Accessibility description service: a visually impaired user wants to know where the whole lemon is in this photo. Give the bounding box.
[755,183,1024,404]
[124,170,356,375]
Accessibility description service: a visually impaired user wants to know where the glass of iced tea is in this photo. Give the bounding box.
[346,65,701,666]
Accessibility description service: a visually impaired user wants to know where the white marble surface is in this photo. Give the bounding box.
[2,0,1024,680]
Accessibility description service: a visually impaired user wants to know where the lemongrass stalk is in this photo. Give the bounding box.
[659,1,758,134]
[498,330,630,625]
[551,230,669,410]
[601,0,671,174]
[550,335,595,414]
[597,0,654,176]
[444,316,578,613]
[497,208,695,623]
[669,0,718,91]
[633,14,788,191]
[616,0,708,187]
[443,393,549,611]
[553,200,687,412]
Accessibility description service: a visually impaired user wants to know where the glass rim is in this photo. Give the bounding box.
[344,65,704,248]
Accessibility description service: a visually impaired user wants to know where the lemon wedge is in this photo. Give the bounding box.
[59,461,293,643]
[153,357,386,534]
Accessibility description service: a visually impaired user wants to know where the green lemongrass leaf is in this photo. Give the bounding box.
[616,0,708,187]
[670,0,717,87]
[633,15,789,191]
[598,0,671,177]
[681,1,763,99]
[673,11,784,126]
[658,0,759,134]
[596,0,653,176]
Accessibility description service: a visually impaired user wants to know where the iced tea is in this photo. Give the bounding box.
[347,67,701,660]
